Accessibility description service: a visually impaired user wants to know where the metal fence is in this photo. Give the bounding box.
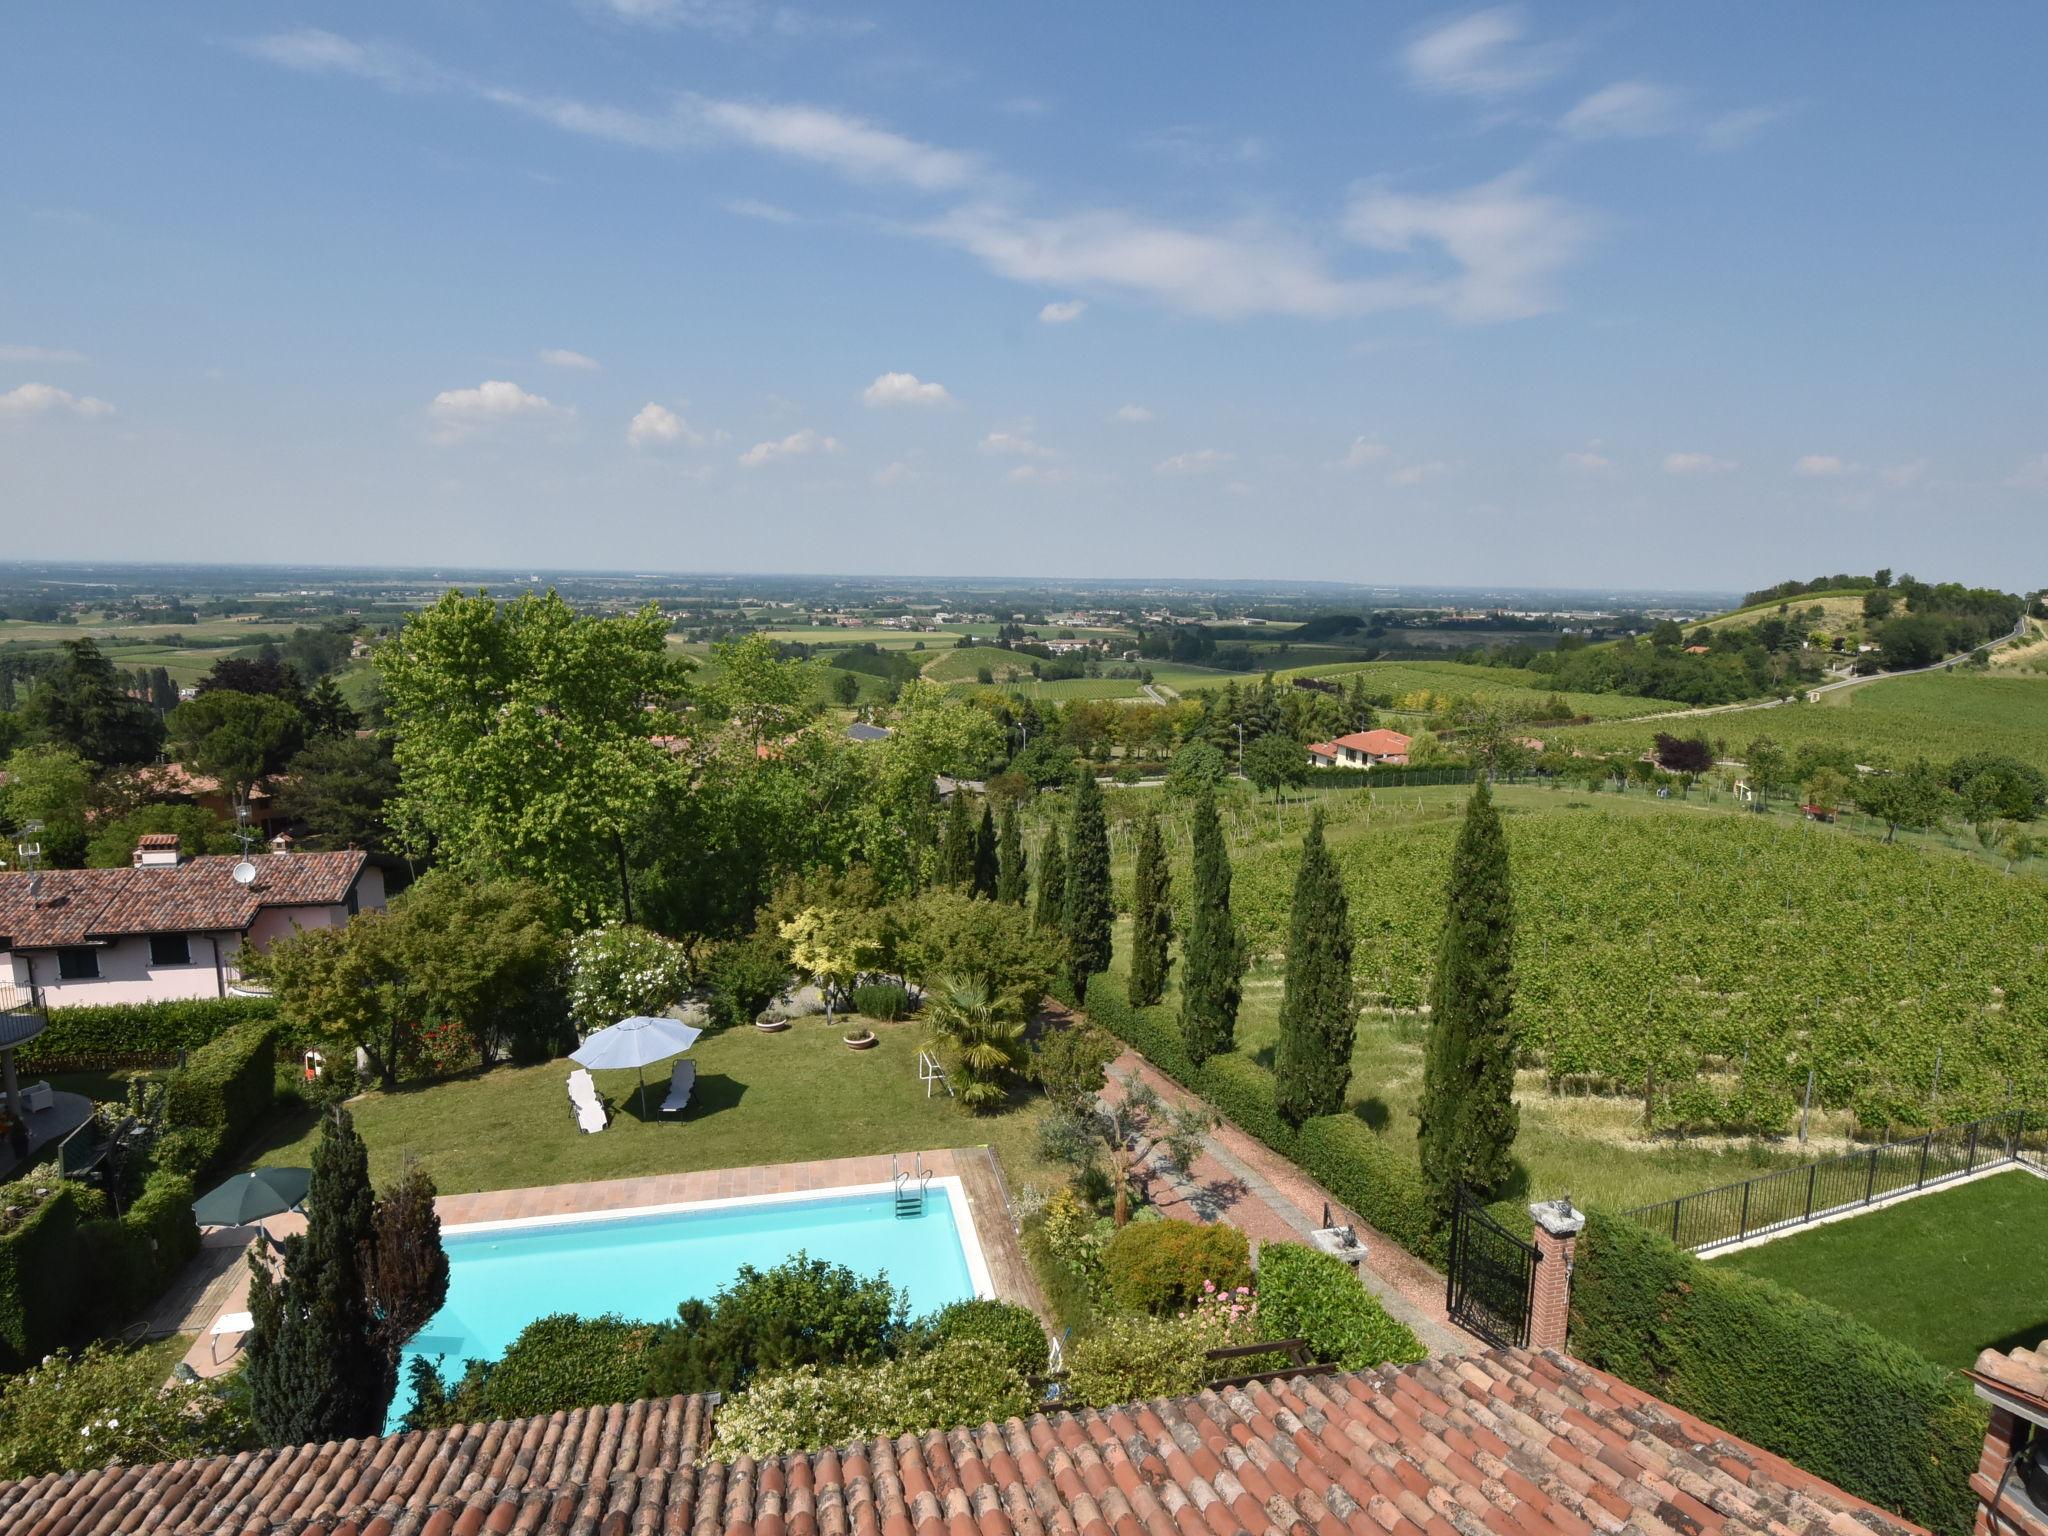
[1625,1109,2045,1254]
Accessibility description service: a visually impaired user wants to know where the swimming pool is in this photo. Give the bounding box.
[393,1179,991,1428]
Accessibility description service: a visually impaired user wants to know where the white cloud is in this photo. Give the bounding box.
[724,197,800,223]
[581,0,872,39]
[539,348,602,370]
[1664,451,1736,475]
[1702,105,1789,152]
[627,402,707,448]
[1136,125,1267,168]
[0,344,86,365]
[427,379,563,442]
[1401,7,1563,98]
[1388,459,1448,486]
[979,428,1052,458]
[861,371,954,408]
[1112,404,1155,424]
[1880,459,1928,488]
[1561,81,1682,140]
[1038,299,1087,324]
[1561,448,1613,472]
[235,28,437,91]
[738,427,840,467]
[0,382,114,419]
[697,98,976,190]
[1155,449,1233,475]
[2003,454,2048,491]
[1007,463,1069,486]
[1338,436,1392,470]
[873,459,917,487]
[1341,174,1593,322]
[1792,454,1851,478]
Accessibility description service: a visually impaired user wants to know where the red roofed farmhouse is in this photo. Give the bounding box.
[1315,729,1413,768]
[0,837,384,1008]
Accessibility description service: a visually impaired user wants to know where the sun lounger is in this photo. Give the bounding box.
[567,1068,608,1134]
[659,1059,697,1115]
[210,1310,254,1363]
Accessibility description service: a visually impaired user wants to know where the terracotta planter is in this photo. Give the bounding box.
[755,1018,791,1034]
[842,1031,878,1050]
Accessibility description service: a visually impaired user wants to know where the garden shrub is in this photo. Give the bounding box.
[0,1182,103,1369]
[78,1171,202,1324]
[1036,1187,1108,1295]
[1252,1241,1425,1369]
[0,1341,252,1479]
[1570,1213,1987,1536]
[849,981,911,1021]
[1063,1313,1210,1407]
[1019,1211,1097,1334]
[406,1313,654,1428]
[1030,1022,1120,1110]
[568,923,692,1035]
[161,1020,280,1172]
[1102,1220,1250,1315]
[704,933,790,1031]
[714,1338,1033,1457]
[15,996,280,1070]
[640,1254,906,1397]
[904,1298,1048,1377]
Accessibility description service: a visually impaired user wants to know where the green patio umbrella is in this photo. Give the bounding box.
[191,1167,312,1228]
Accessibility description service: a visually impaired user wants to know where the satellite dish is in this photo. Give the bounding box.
[232,861,258,886]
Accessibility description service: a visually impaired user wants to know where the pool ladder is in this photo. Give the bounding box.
[891,1153,931,1218]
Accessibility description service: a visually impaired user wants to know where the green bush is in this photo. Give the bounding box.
[1063,1313,1210,1407]
[15,996,280,1070]
[1571,1213,1987,1536]
[904,1298,1048,1376]
[0,1341,252,1479]
[1102,1220,1250,1315]
[849,982,911,1021]
[703,933,791,1031]
[0,1183,104,1369]
[640,1254,906,1397]
[1253,1242,1425,1369]
[78,1171,201,1324]
[714,1338,1033,1457]
[406,1313,654,1428]
[162,1020,279,1171]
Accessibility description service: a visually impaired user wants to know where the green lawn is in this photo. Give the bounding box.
[236,1017,1066,1198]
[1717,1170,2048,1369]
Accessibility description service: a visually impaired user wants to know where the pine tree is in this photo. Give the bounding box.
[1273,806,1356,1127]
[368,1156,449,1389]
[1060,770,1112,998]
[995,800,1027,904]
[1417,777,1519,1220]
[1033,827,1066,932]
[245,1106,386,1442]
[971,801,999,899]
[938,790,975,886]
[1178,787,1244,1064]
[1128,811,1173,1007]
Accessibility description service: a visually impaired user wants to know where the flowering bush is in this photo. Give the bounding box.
[1038,1187,1107,1291]
[1102,1219,1250,1315]
[1062,1313,1211,1406]
[568,923,692,1034]
[0,1343,251,1479]
[713,1338,1033,1457]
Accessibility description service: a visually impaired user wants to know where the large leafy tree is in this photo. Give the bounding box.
[167,690,306,801]
[995,799,1027,904]
[698,633,817,746]
[890,889,1060,1014]
[1854,757,1953,842]
[859,683,1005,892]
[0,743,98,867]
[1178,787,1243,1065]
[85,803,234,868]
[1243,732,1308,805]
[1416,778,1519,1220]
[377,588,687,920]
[1127,811,1173,1007]
[1032,826,1065,933]
[198,649,304,702]
[19,639,162,767]
[274,734,401,852]
[1273,807,1355,1127]
[1059,770,1112,998]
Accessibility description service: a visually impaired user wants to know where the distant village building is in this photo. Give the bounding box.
[1305,728,1412,768]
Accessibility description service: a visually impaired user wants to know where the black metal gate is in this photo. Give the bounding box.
[1446,1187,1540,1347]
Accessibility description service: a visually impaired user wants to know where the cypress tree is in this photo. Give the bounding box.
[1127,811,1173,1007]
[245,1106,386,1442]
[995,799,1027,904]
[1273,806,1356,1127]
[971,801,999,899]
[1417,776,1519,1220]
[1033,826,1066,932]
[938,790,974,886]
[1060,770,1112,998]
[1179,787,1244,1064]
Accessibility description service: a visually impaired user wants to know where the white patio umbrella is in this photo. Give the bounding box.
[571,1015,704,1117]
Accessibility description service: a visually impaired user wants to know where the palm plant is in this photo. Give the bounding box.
[924,978,1027,1112]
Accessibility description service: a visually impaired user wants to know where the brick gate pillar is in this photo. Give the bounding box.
[1527,1198,1585,1351]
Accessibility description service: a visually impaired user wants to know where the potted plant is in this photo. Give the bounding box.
[755,1007,791,1034]
[842,1026,878,1050]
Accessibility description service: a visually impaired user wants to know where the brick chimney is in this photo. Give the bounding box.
[132,832,182,868]
[269,832,294,855]
[1968,1345,2048,1536]
[1528,1197,1585,1351]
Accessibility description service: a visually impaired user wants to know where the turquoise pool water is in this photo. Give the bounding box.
[393,1188,979,1429]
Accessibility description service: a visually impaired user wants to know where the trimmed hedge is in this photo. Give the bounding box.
[16,997,280,1070]
[1570,1213,1986,1536]
[1079,975,1444,1263]
[1103,1220,1250,1315]
[162,1020,280,1173]
[0,1183,104,1369]
[1253,1241,1425,1369]
[79,1171,203,1325]
[905,1298,1049,1377]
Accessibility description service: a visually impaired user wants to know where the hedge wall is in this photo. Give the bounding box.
[1078,975,1444,1264]
[79,1171,203,1325]
[1254,1240,1425,1369]
[0,1183,107,1369]
[17,997,280,1071]
[162,1021,280,1173]
[1570,1213,1986,1536]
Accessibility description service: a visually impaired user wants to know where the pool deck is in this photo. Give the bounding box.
[174,1145,1040,1382]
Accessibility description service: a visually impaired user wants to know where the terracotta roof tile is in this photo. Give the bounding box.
[0,851,366,949]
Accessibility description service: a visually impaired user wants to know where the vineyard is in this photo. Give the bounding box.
[1153,797,2048,1133]
[1253,658,1688,720]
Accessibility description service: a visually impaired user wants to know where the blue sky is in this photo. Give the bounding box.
[3,3,2044,589]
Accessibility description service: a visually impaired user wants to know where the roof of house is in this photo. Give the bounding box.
[0,851,366,950]
[846,721,893,742]
[1306,741,1340,758]
[0,1347,1925,1536]
[1333,729,1413,755]
[132,762,273,803]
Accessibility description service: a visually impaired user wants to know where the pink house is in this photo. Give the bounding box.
[0,837,384,1008]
